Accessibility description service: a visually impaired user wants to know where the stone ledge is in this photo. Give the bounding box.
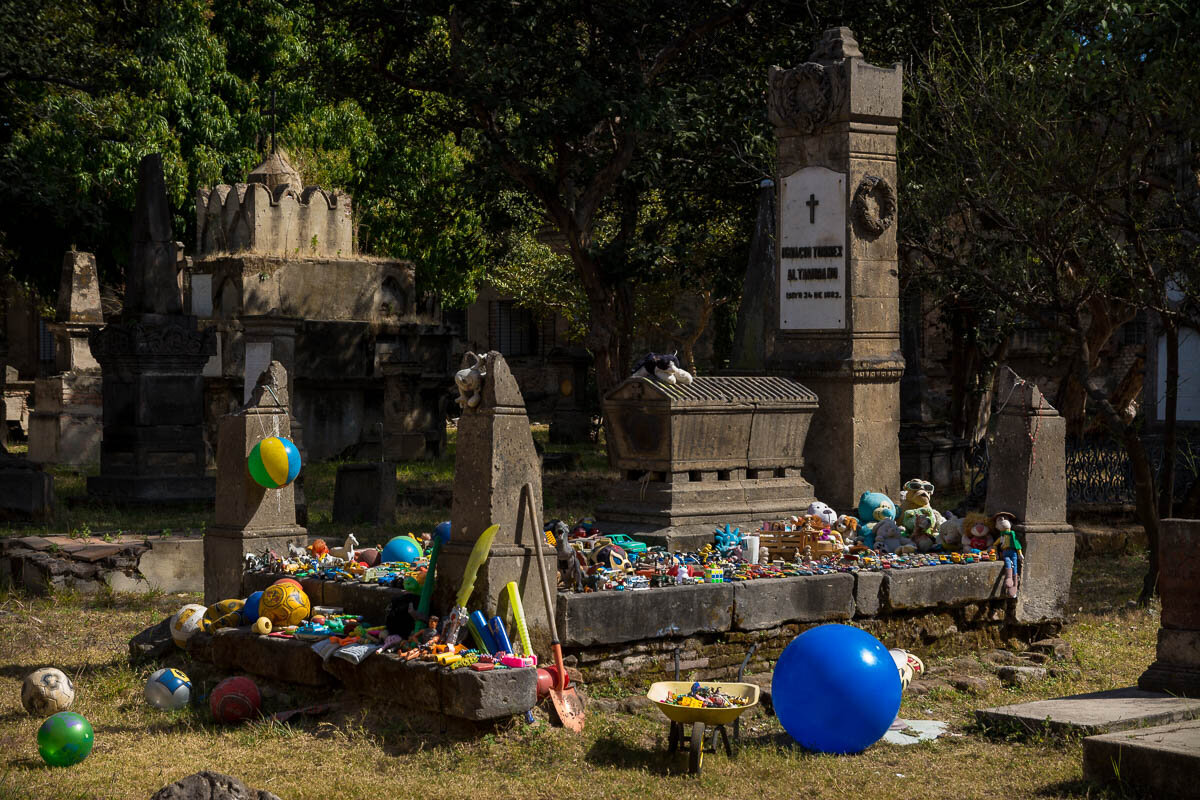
[189,628,535,721]
[854,572,883,617]
[883,562,1005,611]
[556,583,734,647]
[731,574,854,630]
[1083,720,1200,799]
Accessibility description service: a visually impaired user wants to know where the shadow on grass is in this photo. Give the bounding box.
[0,659,126,682]
[586,733,693,775]
[1036,777,1143,799]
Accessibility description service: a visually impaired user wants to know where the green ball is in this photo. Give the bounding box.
[37,711,93,767]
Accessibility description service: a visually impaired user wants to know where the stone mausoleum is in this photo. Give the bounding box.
[187,148,455,462]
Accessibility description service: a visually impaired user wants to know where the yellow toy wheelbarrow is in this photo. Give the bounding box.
[647,680,760,775]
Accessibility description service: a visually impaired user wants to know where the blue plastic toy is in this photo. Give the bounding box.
[772,624,901,754]
[488,616,513,654]
[713,524,742,554]
[381,535,422,564]
[241,590,263,624]
[470,610,500,654]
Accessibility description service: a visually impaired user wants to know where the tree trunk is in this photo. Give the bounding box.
[1056,297,1135,436]
[582,280,635,398]
[1159,321,1179,519]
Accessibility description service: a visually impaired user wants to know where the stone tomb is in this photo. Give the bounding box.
[88,154,216,503]
[766,27,905,510]
[596,375,818,550]
[28,250,104,466]
[1140,518,1200,697]
[203,361,307,604]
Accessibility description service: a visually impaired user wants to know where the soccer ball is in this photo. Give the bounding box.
[170,604,208,647]
[210,676,261,724]
[259,583,310,627]
[145,668,191,711]
[22,668,75,716]
[203,598,245,631]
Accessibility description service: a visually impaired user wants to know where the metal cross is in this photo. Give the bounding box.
[806,193,819,224]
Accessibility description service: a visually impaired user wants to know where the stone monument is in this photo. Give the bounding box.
[1139,519,1200,697]
[28,251,104,465]
[765,27,905,510]
[438,351,555,633]
[203,361,307,604]
[88,154,216,502]
[984,366,1075,623]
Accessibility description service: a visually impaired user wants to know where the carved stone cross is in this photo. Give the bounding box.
[806,193,819,223]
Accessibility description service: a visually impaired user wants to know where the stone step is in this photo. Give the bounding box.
[1083,719,1200,799]
[976,686,1200,736]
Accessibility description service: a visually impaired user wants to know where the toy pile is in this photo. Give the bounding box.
[662,682,751,709]
[549,478,1026,599]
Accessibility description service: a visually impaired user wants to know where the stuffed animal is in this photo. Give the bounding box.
[903,511,938,552]
[900,478,946,527]
[833,514,860,547]
[936,512,962,551]
[455,351,487,409]
[873,519,914,554]
[962,512,993,552]
[807,500,837,526]
[632,352,694,386]
[856,491,897,548]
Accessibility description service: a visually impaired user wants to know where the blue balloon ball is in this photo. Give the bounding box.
[241,591,263,624]
[381,536,422,564]
[772,624,901,754]
[433,521,452,544]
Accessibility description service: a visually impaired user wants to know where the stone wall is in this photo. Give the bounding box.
[196,183,353,260]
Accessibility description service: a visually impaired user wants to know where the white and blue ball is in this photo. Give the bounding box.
[145,668,192,711]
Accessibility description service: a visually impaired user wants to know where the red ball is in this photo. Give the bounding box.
[272,577,302,592]
[210,677,261,724]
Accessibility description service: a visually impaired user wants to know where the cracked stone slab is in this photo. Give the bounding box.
[976,686,1200,736]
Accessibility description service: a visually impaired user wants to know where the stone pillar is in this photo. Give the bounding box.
[29,251,104,466]
[87,155,216,503]
[765,27,905,510]
[1139,519,1200,697]
[897,280,965,488]
[984,366,1075,623]
[240,315,302,453]
[203,361,307,604]
[548,346,592,444]
[730,178,777,372]
[439,351,555,634]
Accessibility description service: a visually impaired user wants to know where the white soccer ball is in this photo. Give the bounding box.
[169,603,208,648]
[145,668,192,711]
[21,667,75,716]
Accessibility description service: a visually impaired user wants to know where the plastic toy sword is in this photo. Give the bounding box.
[412,521,451,632]
[441,524,500,646]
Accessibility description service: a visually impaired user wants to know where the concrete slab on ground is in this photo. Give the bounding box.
[1083,720,1200,799]
[976,686,1200,736]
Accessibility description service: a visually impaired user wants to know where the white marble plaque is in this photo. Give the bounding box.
[778,166,847,330]
[244,341,273,403]
[1157,328,1200,421]
[190,274,213,317]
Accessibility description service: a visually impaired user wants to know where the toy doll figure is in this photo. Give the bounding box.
[992,512,1023,597]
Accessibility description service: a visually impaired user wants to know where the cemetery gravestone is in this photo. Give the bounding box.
[28,251,104,465]
[438,351,555,633]
[88,155,216,502]
[766,27,905,510]
[984,366,1075,623]
[203,361,307,604]
[1140,518,1200,697]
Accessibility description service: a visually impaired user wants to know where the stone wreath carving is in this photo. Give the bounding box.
[851,174,896,236]
[767,62,845,134]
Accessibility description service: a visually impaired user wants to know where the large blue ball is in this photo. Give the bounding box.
[381,536,422,564]
[241,591,263,624]
[772,624,901,754]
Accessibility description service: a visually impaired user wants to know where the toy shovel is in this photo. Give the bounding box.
[525,482,585,732]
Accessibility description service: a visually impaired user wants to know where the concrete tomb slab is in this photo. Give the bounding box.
[976,687,1200,736]
[1083,720,1200,799]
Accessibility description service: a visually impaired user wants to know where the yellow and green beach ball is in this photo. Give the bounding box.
[247,436,301,489]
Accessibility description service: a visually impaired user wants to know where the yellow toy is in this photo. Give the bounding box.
[202,599,245,632]
[259,583,311,627]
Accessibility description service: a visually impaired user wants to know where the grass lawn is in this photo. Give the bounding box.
[0,552,1157,800]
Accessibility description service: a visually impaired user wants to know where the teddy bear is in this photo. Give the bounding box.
[807,500,837,527]
[873,518,915,554]
[833,514,860,548]
[936,512,964,551]
[856,491,897,549]
[900,478,946,528]
[961,511,993,553]
[900,506,941,551]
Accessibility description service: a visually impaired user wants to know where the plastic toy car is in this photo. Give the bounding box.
[603,534,649,554]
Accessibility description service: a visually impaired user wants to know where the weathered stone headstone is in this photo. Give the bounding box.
[29,251,104,465]
[984,366,1075,623]
[1139,519,1200,697]
[731,178,777,371]
[332,462,396,525]
[203,361,306,604]
[438,351,554,632]
[88,155,216,502]
[765,28,905,509]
